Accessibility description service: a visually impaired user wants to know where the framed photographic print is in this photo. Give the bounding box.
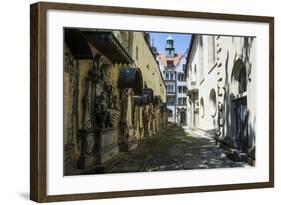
[30,1,274,202]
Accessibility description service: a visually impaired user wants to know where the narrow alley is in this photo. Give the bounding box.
[63,30,255,176]
[85,126,249,175]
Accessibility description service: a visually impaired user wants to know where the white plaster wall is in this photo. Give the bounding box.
[188,37,200,85]
[220,36,256,149]
[198,36,218,131]
[187,34,256,143]
[187,36,200,129]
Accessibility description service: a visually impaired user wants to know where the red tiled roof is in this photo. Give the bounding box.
[159,53,182,67]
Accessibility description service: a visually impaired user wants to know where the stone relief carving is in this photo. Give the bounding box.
[95,91,109,128]
[139,106,144,139]
[108,95,121,128]
[151,105,157,135]
[101,62,113,89]
[83,80,93,129]
[64,48,79,146]
[64,49,79,173]
[148,103,154,136]
[64,52,74,70]
[120,88,135,150]
[95,92,121,129]
[86,133,95,154]
[67,76,78,144]
[143,104,149,137]
[78,53,122,167]
[121,88,134,127]
[133,105,140,140]
[111,95,121,111]
[155,105,160,132]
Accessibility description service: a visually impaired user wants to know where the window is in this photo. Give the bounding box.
[167,61,174,68]
[167,85,170,92]
[178,97,187,105]
[178,98,181,105]
[167,85,175,93]
[170,73,174,81]
[209,89,217,117]
[183,97,187,105]
[182,64,186,72]
[165,72,175,81]
[178,86,187,93]
[178,73,185,82]
[167,97,175,105]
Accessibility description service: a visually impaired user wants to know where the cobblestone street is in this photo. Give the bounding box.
[98,126,249,174]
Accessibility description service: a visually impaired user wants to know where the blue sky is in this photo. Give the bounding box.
[149,32,192,55]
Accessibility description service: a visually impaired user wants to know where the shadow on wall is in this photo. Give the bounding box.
[221,41,255,158]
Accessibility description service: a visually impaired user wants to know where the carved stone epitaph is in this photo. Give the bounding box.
[120,88,137,151]
[77,54,120,168]
[63,49,80,174]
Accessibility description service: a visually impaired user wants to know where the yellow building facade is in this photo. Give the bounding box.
[63,29,168,175]
[130,32,166,102]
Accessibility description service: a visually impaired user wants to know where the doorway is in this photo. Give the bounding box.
[233,97,249,152]
[180,111,186,125]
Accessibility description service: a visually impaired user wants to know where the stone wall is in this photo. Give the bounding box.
[63,29,168,175]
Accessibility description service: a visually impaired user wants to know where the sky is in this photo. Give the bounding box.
[149,32,192,55]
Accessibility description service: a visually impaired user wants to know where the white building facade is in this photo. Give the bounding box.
[159,36,188,125]
[185,35,256,160]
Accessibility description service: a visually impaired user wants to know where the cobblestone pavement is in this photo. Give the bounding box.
[104,126,249,174]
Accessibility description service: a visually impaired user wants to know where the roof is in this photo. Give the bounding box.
[82,30,134,64]
[184,34,196,74]
[158,53,183,67]
[166,35,173,41]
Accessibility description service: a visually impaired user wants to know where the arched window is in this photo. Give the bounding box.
[209,89,217,117]
[238,66,247,93]
[231,59,248,96]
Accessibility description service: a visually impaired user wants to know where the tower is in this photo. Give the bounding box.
[165,35,175,57]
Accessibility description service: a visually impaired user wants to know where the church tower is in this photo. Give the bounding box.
[165,35,175,57]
